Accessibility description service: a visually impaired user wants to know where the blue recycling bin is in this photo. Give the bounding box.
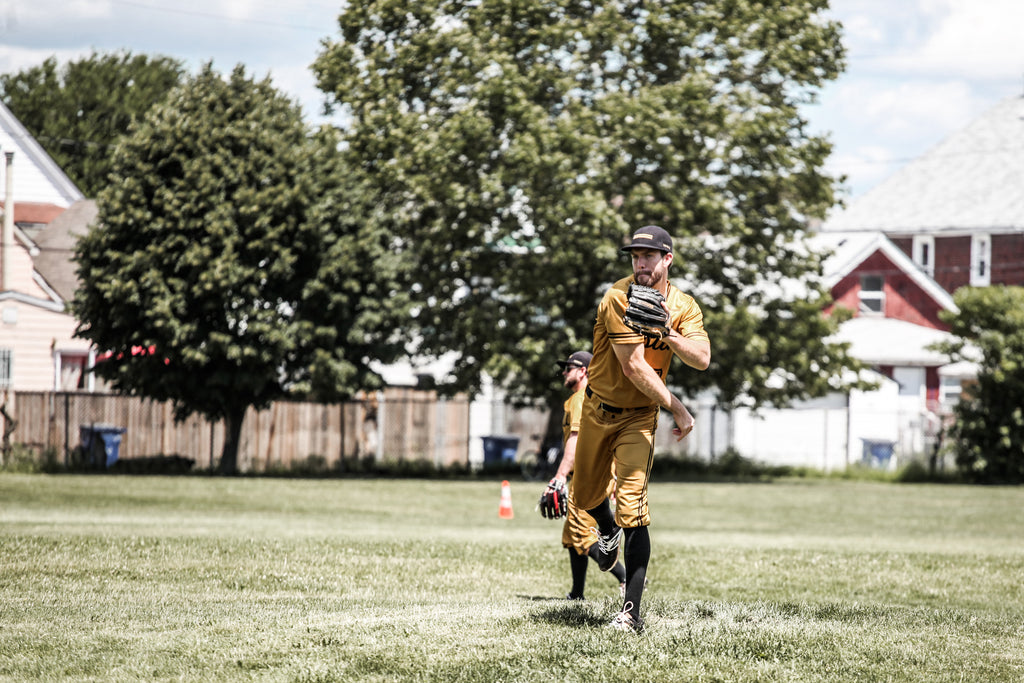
[79,424,127,469]
[861,439,894,468]
[482,436,520,464]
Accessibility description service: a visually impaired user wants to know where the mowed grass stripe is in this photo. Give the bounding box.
[1,474,1021,681]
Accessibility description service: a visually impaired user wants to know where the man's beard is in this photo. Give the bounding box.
[635,270,663,288]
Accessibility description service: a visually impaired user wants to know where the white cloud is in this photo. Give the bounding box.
[812,0,1024,197]
[904,0,1024,80]
[0,44,89,73]
[838,79,982,139]
[4,0,112,27]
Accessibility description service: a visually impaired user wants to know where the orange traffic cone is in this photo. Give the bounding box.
[499,480,514,519]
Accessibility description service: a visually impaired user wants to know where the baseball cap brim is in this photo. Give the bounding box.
[555,351,592,369]
[620,225,673,254]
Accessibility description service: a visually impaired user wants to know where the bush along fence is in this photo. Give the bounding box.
[3,389,473,473]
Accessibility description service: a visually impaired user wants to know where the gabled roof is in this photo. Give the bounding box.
[0,290,65,313]
[33,199,97,302]
[810,230,958,313]
[831,317,954,367]
[0,100,83,207]
[14,202,67,226]
[823,95,1024,235]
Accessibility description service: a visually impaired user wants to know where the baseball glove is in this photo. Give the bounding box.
[623,283,670,340]
[538,477,568,519]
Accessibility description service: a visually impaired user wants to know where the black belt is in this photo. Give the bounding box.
[585,386,646,414]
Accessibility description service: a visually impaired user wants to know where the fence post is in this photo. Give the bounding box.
[339,403,345,471]
[465,398,472,467]
[434,397,445,468]
[375,391,385,461]
[63,392,70,467]
[709,404,716,461]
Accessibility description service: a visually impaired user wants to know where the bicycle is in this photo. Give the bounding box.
[519,438,563,482]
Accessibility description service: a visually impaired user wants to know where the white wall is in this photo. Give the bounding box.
[697,375,904,472]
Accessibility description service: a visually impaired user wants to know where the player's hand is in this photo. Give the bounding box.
[670,401,695,441]
[538,477,568,519]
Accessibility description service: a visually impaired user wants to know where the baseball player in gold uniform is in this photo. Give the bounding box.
[541,351,626,600]
[573,225,711,633]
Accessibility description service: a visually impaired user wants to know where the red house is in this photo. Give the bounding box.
[812,230,959,413]
[824,95,1024,294]
[818,95,1024,411]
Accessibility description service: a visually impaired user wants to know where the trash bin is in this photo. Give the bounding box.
[860,439,894,468]
[79,424,127,469]
[482,436,520,464]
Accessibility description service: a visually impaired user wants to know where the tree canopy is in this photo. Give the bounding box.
[72,64,408,472]
[936,286,1024,484]
[0,50,186,196]
[312,0,862,409]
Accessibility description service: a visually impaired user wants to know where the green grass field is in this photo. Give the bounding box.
[1,474,1022,682]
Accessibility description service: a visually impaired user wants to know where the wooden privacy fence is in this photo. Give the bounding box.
[4,389,471,471]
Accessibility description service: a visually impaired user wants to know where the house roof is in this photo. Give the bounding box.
[31,199,97,303]
[14,202,67,226]
[822,95,1024,235]
[0,100,83,207]
[938,360,978,379]
[810,229,958,313]
[831,316,955,367]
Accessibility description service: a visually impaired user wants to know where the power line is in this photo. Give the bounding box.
[831,143,1024,168]
[106,0,333,32]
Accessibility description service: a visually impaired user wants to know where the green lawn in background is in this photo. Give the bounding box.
[1,474,1021,682]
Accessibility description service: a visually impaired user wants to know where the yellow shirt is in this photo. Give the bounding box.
[561,387,586,446]
[588,275,708,408]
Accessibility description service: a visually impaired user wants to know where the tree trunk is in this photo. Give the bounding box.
[217,407,246,474]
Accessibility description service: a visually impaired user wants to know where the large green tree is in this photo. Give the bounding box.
[0,50,185,196]
[72,64,408,473]
[312,0,863,411]
[936,286,1024,484]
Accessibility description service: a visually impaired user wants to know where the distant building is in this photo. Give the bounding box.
[709,96,1024,469]
[0,101,91,392]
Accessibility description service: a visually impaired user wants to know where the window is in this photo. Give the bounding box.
[971,234,991,286]
[0,349,11,388]
[58,353,88,390]
[859,274,885,314]
[912,235,935,276]
[893,366,925,398]
[940,376,963,407]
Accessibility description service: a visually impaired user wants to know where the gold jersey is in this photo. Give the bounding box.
[561,387,586,446]
[587,275,708,409]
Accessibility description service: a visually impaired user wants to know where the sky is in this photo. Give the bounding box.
[1,0,1022,209]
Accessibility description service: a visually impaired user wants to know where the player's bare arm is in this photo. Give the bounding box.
[553,431,578,482]
[664,328,711,371]
[612,342,695,440]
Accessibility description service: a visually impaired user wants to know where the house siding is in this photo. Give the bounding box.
[0,103,83,207]
[4,239,51,300]
[933,236,972,293]
[891,237,912,257]
[0,301,88,391]
[827,250,947,329]
[894,232,1024,291]
[992,233,1024,286]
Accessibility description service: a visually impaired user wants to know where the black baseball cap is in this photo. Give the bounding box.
[556,351,592,370]
[620,225,673,254]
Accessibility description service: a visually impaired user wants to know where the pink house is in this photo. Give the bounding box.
[0,101,90,392]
